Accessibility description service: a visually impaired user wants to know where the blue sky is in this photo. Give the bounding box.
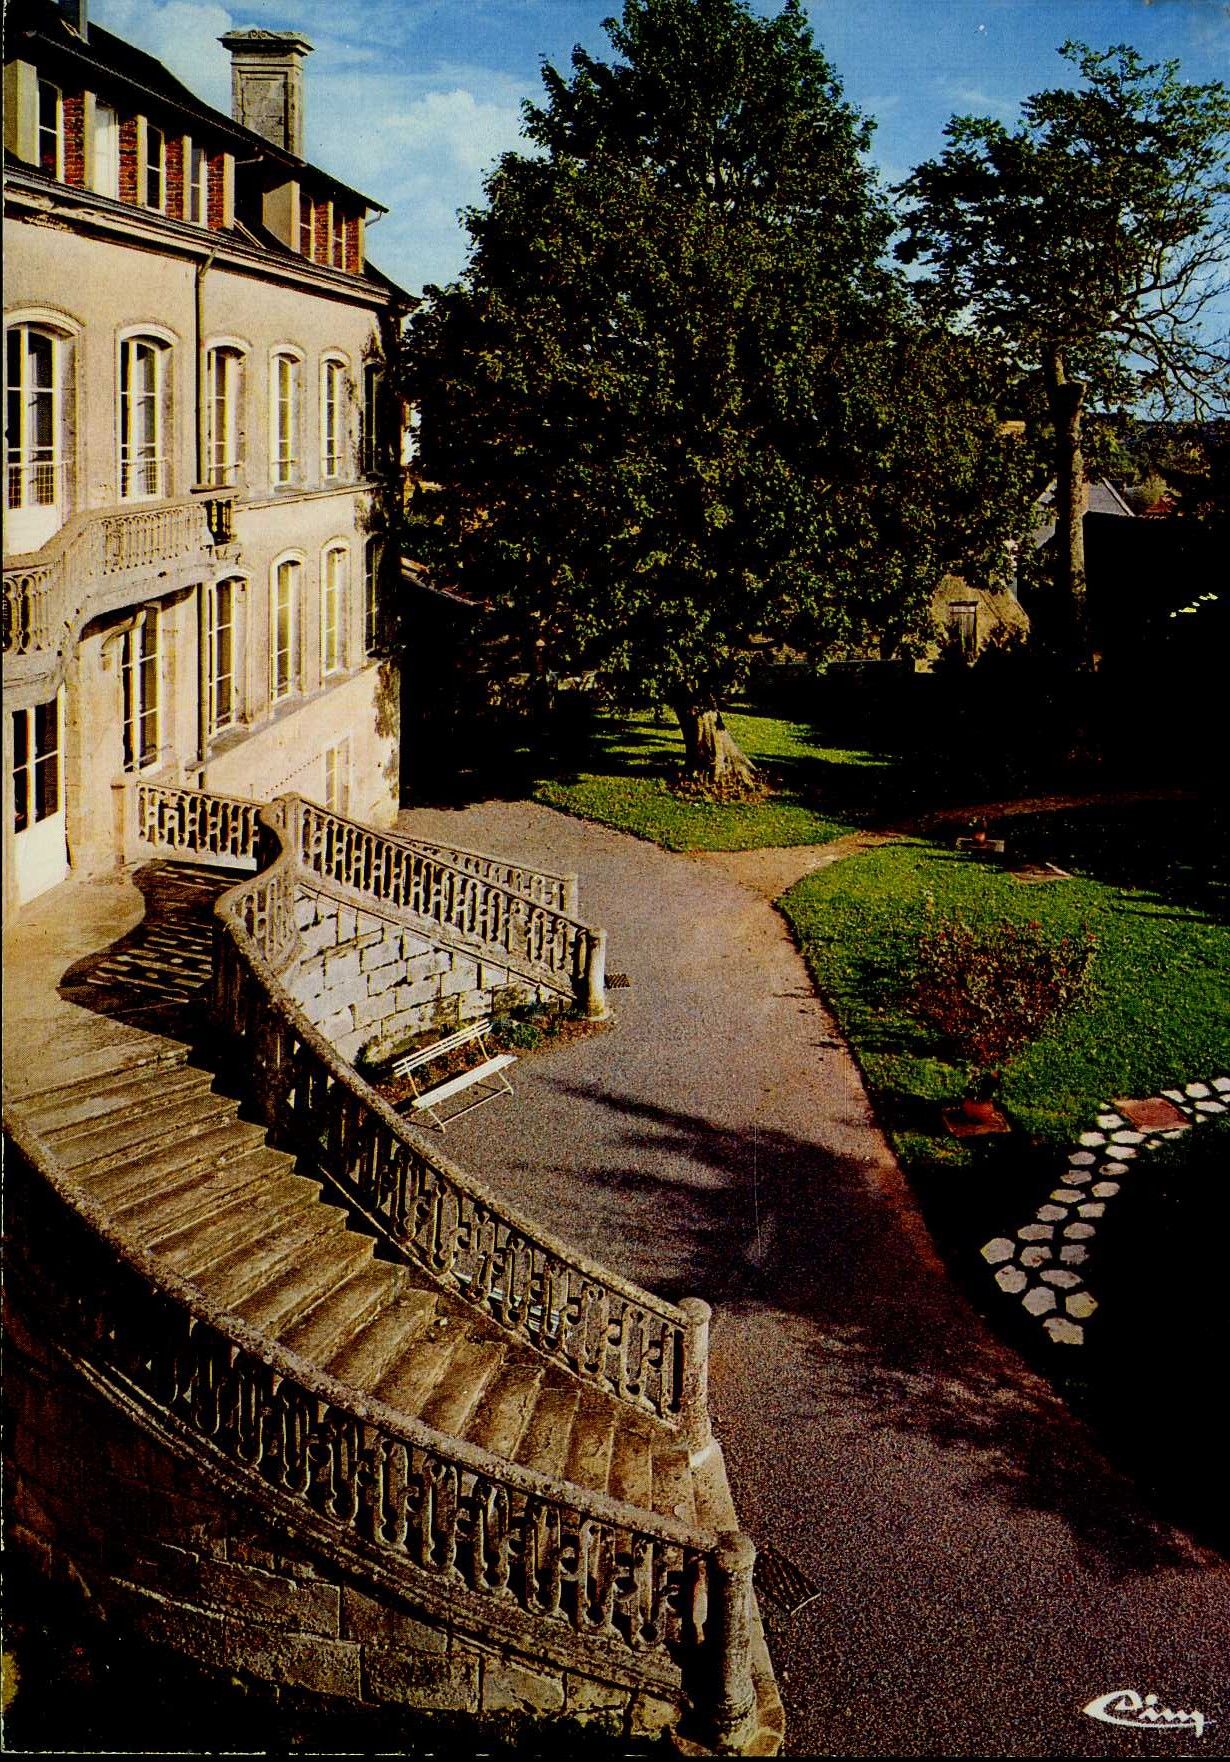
[93,0,1230,297]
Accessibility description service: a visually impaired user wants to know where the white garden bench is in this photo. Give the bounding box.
[385,1019,516,1132]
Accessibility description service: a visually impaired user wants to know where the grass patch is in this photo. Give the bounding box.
[533,708,896,850]
[781,820,1230,1164]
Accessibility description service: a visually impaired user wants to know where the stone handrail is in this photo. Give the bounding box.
[392,832,579,915]
[3,497,210,657]
[297,800,606,1018]
[4,1109,757,1744]
[124,783,701,1440]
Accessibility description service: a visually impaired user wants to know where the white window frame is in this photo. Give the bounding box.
[38,80,64,181]
[11,692,63,834]
[363,536,382,656]
[91,100,121,198]
[320,355,347,481]
[205,341,244,488]
[187,140,209,225]
[361,363,382,477]
[206,577,243,737]
[121,606,161,773]
[323,739,350,813]
[118,330,172,501]
[269,348,302,487]
[144,120,166,211]
[270,554,301,704]
[6,323,64,525]
[320,543,348,678]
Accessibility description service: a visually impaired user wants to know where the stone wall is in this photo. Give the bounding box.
[4,1313,678,1743]
[285,885,547,1066]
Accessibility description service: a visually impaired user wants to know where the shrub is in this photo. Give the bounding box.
[908,914,1097,1088]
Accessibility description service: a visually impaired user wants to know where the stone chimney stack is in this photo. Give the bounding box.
[219,28,313,159]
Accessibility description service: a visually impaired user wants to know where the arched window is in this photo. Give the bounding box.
[207,576,244,735]
[270,349,302,486]
[363,536,382,655]
[205,342,245,487]
[121,606,160,772]
[320,544,348,677]
[6,321,73,550]
[270,555,301,703]
[320,354,347,481]
[118,332,172,499]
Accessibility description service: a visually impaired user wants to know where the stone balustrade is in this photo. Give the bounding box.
[297,801,606,1017]
[3,499,212,658]
[8,778,764,1747]
[6,1115,757,1742]
[394,834,579,915]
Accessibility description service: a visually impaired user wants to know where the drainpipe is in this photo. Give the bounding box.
[194,246,218,487]
[194,248,217,777]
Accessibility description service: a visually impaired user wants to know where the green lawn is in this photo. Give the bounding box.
[534,708,893,850]
[782,828,1230,1164]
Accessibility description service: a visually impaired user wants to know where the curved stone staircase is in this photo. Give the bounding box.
[4,791,783,1753]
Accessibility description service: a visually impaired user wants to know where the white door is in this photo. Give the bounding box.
[12,688,68,901]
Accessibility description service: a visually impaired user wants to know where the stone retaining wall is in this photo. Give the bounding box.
[4,1311,678,1744]
[285,887,550,1066]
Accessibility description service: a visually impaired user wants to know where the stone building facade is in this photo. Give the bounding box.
[4,0,407,913]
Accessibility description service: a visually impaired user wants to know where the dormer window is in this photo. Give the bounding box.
[38,81,63,179]
[330,205,345,269]
[188,143,209,225]
[144,122,166,210]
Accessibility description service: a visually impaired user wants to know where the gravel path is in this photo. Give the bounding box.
[399,800,1230,1758]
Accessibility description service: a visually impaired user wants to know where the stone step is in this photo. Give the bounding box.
[463,1359,545,1460]
[325,1288,440,1393]
[78,1117,267,1200]
[606,1420,655,1512]
[650,1443,697,1528]
[13,1036,189,1101]
[109,1142,281,1236]
[235,1230,376,1341]
[192,1206,349,1313]
[42,1084,240,1163]
[418,1336,507,1436]
[563,1394,619,1497]
[282,1262,403,1369]
[151,1166,324,1273]
[515,1384,581,1479]
[23,1059,210,1132]
[371,1313,473,1419]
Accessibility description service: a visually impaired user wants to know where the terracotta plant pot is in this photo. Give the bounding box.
[960,1096,1000,1124]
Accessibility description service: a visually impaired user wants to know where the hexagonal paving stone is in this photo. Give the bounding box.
[1069,1152,1097,1167]
[1064,1168,1092,1185]
[1110,1130,1145,1145]
[1040,1270,1081,1288]
[1100,1162,1129,1176]
[1066,1291,1098,1319]
[1036,1204,1068,1222]
[1078,1131,1106,1147]
[1059,1245,1089,1264]
[1091,1182,1120,1198]
[1185,1082,1211,1098]
[981,1238,1016,1265]
[1050,1189,1084,1203]
[1044,1317,1084,1345]
[1064,1223,1096,1240]
[1018,1224,1054,1241]
[1077,1202,1105,1218]
[995,1266,1028,1294]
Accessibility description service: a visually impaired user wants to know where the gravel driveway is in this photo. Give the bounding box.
[398,799,1230,1758]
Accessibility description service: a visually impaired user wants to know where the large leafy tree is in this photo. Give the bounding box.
[401,0,1032,789]
[898,42,1230,661]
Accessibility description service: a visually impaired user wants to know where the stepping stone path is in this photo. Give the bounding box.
[980,1075,1229,1346]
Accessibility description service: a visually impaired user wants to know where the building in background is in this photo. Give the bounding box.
[4,0,409,910]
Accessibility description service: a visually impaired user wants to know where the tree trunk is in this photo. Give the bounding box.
[670,697,761,796]
[1042,346,1091,665]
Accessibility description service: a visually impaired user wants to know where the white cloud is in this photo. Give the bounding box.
[93,0,236,112]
